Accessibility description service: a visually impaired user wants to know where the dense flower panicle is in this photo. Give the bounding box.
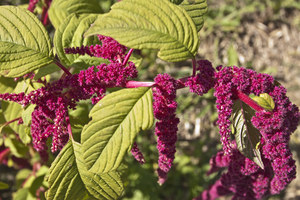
[65,35,127,62]
[131,142,145,164]
[198,65,300,199]
[195,149,272,200]
[153,74,180,184]
[185,60,215,96]
[0,37,137,159]
[206,151,230,175]
[214,66,235,154]
[89,35,127,61]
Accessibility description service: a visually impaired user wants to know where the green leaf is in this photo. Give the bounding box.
[85,0,199,62]
[2,102,31,144]
[48,0,103,29]
[13,188,35,200]
[73,141,124,200]
[46,141,90,200]
[252,93,275,111]
[0,76,17,93]
[34,63,61,80]
[16,169,32,189]
[0,181,9,190]
[4,135,28,158]
[54,14,103,67]
[81,87,154,173]
[46,140,124,200]
[0,6,53,77]
[180,0,208,32]
[232,100,264,169]
[22,104,36,126]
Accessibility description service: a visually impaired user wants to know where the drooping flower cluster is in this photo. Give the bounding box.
[0,35,137,160]
[131,142,145,164]
[184,60,215,96]
[65,35,128,62]
[153,74,180,184]
[195,146,272,200]
[214,66,275,154]
[195,66,300,199]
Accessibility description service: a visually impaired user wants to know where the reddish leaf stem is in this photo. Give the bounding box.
[54,60,72,76]
[236,90,265,112]
[126,81,155,88]
[123,49,134,66]
[65,115,73,140]
[0,148,10,163]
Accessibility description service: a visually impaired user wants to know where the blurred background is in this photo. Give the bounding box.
[0,0,300,200]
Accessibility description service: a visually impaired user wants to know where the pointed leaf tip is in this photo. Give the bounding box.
[85,0,199,62]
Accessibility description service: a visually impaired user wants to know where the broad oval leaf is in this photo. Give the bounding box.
[180,0,208,32]
[46,141,90,200]
[48,0,103,29]
[46,140,124,200]
[85,0,199,62]
[73,141,124,200]
[81,87,154,173]
[252,93,275,111]
[232,100,264,169]
[54,14,104,67]
[0,6,53,77]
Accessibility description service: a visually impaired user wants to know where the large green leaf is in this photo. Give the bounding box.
[180,0,207,32]
[81,87,154,173]
[85,0,199,62]
[232,100,264,169]
[0,6,53,77]
[54,14,104,67]
[46,140,124,200]
[46,141,90,200]
[48,0,103,29]
[73,141,124,200]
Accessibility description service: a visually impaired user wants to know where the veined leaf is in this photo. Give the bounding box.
[252,93,275,111]
[46,140,124,200]
[73,141,124,200]
[48,0,103,29]
[0,6,53,77]
[81,87,154,173]
[46,141,90,200]
[85,0,199,62]
[180,0,208,32]
[54,14,104,67]
[232,100,264,169]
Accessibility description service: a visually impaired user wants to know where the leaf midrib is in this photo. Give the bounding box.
[86,88,150,172]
